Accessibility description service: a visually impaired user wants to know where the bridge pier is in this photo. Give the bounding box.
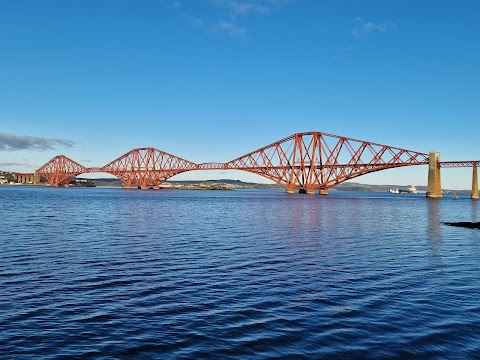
[123,185,132,189]
[286,188,329,195]
[153,186,160,190]
[14,173,41,184]
[426,151,442,198]
[299,189,317,194]
[472,165,479,200]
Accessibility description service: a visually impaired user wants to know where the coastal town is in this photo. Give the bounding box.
[0,171,15,184]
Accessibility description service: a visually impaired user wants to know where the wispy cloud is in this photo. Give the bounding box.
[263,0,295,3]
[183,14,203,26]
[332,45,353,60]
[0,161,30,166]
[212,1,276,37]
[218,21,248,37]
[0,133,75,151]
[169,0,295,38]
[167,1,181,9]
[213,0,270,15]
[352,21,395,38]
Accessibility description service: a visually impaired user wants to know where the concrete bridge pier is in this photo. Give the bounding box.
[298,188,317,194]
[298,188,316,194]
[472,165,479,200]
[286,188,329,195]
[426,151,442,198]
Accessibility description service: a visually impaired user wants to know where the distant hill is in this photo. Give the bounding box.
[80,178,282,189]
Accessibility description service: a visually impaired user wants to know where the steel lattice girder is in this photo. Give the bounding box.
[35,131,454,189]
[36,155,89,186]
[439,161,480,168]
[100,148,197,187]
[224,132,429,190]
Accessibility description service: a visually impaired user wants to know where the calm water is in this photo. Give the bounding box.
[1,186,480,359]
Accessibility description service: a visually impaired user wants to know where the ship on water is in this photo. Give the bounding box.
[388,185,418,194]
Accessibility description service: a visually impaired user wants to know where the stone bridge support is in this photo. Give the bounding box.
[426,151,442,198]
[14,173,41,184]
[472,165,479,200]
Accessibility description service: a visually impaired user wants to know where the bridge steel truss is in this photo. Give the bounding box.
[36,155,89,186]
[437,161,480,200]
[101,148,197,188]
[224,132,429,192]
[439,161,480,168]
[35,131,430,191]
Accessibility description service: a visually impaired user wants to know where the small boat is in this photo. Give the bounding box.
[453,193,459,200]
[389,185,418,194]
[407,185,418,195]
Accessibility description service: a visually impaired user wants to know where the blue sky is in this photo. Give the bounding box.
[1,0,479,189]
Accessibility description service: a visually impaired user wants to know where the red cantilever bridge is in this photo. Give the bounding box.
[36,131,434,194]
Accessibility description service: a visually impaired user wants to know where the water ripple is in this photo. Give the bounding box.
[1,187,480,359]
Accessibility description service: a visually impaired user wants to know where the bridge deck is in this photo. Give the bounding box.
[439,161,480,168]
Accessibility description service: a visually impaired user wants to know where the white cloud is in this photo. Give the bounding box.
[332,45,353,60]
[231,2,269,15]
[352,21,395,38]
[167,1,181,9]
[170,0,295,38]
[218,21,247,37]
[183,14,203,26]
[213,0,270,15]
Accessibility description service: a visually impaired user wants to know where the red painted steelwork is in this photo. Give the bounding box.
[225,132,429,191]
[35,132,430,189]
[100,148,197,188]
[36,155,89,186]
[197,163,228,170]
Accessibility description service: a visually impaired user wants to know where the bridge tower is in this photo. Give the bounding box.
[426,151,442,198]
[472,165,479,200]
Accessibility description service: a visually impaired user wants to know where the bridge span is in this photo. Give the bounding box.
[34,131,479,199]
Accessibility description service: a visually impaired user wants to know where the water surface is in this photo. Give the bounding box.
[1,186,480,359]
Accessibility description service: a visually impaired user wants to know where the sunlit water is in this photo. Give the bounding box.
[1,186,480,359]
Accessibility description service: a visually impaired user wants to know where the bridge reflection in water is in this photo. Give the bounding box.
[34,131,478,198]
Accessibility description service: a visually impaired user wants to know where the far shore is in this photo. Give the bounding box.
[1,180,473,194]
